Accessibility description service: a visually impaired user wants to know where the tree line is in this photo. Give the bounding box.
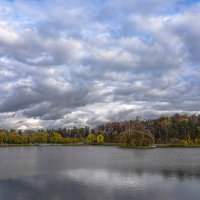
[94,113,200,145]
[0,113,200,146]
[0,130,80,145]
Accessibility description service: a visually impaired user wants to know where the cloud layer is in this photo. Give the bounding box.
[0,0,200,129]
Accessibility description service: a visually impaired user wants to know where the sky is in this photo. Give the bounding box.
[0,0,200,130]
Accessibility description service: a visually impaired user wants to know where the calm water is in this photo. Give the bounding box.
[0,146,200,200]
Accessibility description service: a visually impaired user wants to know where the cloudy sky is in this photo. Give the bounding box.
[0,0,200,130]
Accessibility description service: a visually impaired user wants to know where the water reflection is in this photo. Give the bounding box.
[0,147,200,200]
[62,169,144,188]
[0,169,200,200]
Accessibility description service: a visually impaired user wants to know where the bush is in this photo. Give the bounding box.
[195,138,200,144]
[180,140,188,146]
[170,138,180,145]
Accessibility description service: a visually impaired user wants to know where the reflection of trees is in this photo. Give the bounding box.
[111,166,200,181]
[134,168,200,181]
[160,169,200,181]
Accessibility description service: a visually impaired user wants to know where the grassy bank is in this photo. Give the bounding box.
[1,143,200,148]
[119,144,155,149]
[95,143,119,146]
[156,144,200,148]
[0,143,84,147]
[0,144,39,147]
[61,143,89,146]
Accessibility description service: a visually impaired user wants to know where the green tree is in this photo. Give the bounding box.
[86,133,96,144]
[97,134,104,144]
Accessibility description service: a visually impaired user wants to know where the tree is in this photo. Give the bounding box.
[97,134,104,144]
[120,130,154,146]
[48,132,62,143]
[86,133,96,144]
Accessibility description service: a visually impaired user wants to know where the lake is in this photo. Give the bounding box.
[0,146,200,200]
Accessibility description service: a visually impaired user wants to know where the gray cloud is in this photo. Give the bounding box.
[0,0,200,129]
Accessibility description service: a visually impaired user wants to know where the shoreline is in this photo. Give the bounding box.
[1,143,200,148]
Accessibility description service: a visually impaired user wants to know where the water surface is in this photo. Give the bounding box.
[0,146,200,200]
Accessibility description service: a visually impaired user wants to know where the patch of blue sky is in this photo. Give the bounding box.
[174,0,200,12]
[177,0,200,6]
[182,74,200,85]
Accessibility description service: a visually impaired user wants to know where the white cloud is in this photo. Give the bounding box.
[0,0,199,129]
[0,21,20,44]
